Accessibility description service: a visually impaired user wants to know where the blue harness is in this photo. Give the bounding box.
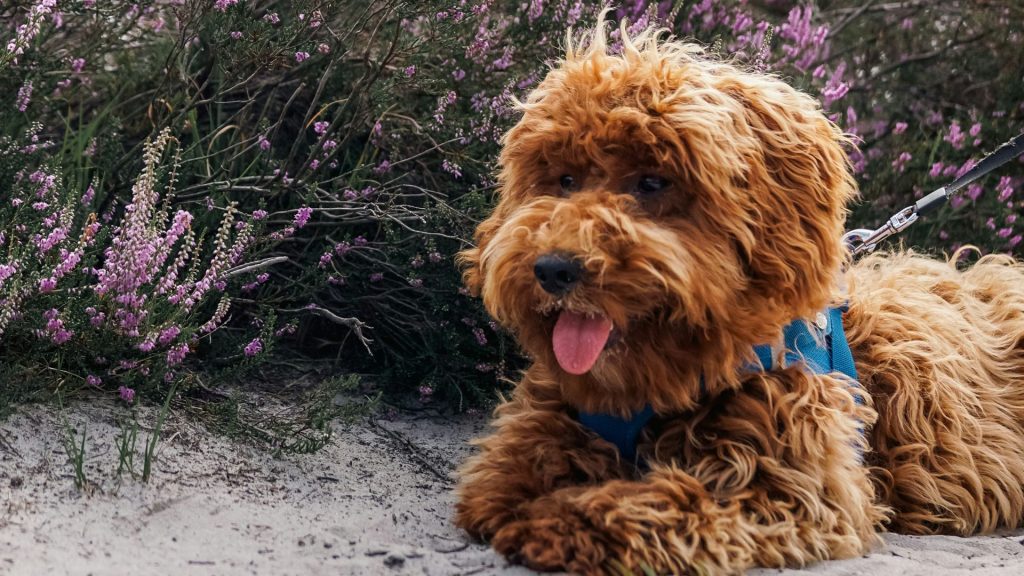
[576,307,860,462]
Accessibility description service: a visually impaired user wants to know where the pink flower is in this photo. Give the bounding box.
[944,122,965,149]
[214,0,238,12]
[258,135,270,151]
[158,325,181,345]
[244,338,263,357]
[317,43,330,54]
[230,31,242,40]
[167,343,190,365]
[118,386,135,403]
[252,209,268,220]
[16,80,33,112]
[295,51,310,63]
[892,122,908,135]
[967,183,983,201]
[293,206,312,228]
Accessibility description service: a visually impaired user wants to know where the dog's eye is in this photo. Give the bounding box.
[559,174,577,192]
[636,175,670,195]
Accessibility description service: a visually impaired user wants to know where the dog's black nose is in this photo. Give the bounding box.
[534,253,582,295]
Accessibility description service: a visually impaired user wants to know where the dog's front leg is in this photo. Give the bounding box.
[454,386,624,543]
[493,370,887,575]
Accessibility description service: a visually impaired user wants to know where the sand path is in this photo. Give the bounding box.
[1,400,1021,575]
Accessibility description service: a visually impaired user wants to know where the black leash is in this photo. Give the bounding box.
[844,132,1024,256]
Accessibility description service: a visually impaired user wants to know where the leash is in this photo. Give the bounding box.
[844,132,1024,256]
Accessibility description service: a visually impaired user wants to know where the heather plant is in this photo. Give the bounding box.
[661,0,1024,254]
[1,0,1020,423]
[0,125,263,404]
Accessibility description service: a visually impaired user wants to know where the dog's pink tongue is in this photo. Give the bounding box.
[552,311,613,375]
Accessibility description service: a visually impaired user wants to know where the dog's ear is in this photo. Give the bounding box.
[726,76,857,316]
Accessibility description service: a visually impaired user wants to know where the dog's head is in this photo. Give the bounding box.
[460,21,856,412]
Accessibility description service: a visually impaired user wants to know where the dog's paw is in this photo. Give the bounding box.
[492,505,607,574]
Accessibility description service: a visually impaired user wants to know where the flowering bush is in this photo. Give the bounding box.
[0,125,268,403]
[1,0,1021,414]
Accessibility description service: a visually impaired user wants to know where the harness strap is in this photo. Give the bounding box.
[576,307,862,462]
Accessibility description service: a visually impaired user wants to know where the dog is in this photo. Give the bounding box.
[454,17,1024,575]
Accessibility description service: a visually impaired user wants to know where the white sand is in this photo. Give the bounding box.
[0,400,1021,575]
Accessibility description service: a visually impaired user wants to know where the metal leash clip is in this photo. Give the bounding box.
[843,204,920,256]
[843,132,1024,258]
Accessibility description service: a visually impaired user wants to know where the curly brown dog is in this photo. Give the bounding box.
[454,18,1024,575]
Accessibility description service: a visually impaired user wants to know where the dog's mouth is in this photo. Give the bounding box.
[550,309,620,375]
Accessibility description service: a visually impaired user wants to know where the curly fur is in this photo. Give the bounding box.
[455,15,1024,575]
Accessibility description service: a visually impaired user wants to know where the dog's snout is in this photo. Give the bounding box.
[534,253,582,295]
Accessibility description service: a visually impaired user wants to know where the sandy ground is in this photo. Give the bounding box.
[0,399,1022,576]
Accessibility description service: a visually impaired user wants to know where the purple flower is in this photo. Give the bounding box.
[318,252,333,268]
[313,121,329,135]
[263,12,280,24]
[167,343,190,365]
[38,277,57,292]
[892,122,908,135]
[404,65,416,77]
[996,176,1014,202]
[967,183,983,201]
[214,0,238,12]
[295,51,310,63]
[244,338,263,357]
[892,152,912,173]
[252,209,268,220]
[294,206,312,228]
[86,375,102,386]
[118,386,135,403]
[158,325,181,345]
[16,80,33,112]
[944,122,965,149]
[369,272,383,282]
[230,31,242,40]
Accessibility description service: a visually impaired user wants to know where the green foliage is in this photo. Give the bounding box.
[2,0,1020,426]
